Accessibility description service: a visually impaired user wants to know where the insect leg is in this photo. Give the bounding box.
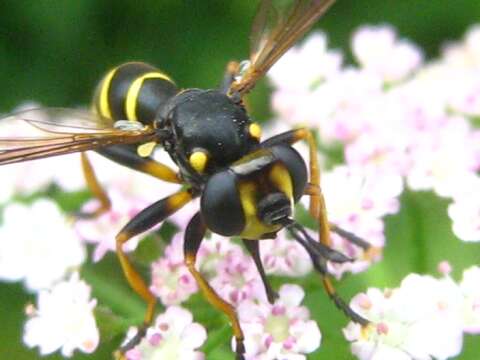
[184,213,245,360]
[286,222,368,325]
[78,145,181,218]
[242,239,278,304]
[261,128,368,324]
[219,61,240,94]
[96,144,181,184]
[116,189,193,353]
[78,152,111,218]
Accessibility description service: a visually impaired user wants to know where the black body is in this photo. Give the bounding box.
[157,89,259,182]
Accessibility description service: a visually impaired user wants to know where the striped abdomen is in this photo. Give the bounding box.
[93,62,178,125]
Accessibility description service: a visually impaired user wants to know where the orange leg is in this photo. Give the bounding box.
[116,190,193,354]
[184,213,246,360]
[261,128,368,325]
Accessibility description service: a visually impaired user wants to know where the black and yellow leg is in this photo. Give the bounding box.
[78,152,111,218]
[96,144,181,184]
[329,223,381,261]
[242,239,277,304]
[116,189,193,354]
[262,129,367,325]
[184,213,245,360]
[286,222,368,325]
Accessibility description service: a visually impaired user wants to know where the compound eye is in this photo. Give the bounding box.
[200,170,245,236]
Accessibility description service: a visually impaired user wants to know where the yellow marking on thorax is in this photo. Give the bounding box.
[125,72,173,122]
[189,151,208,173]
[98,68,117,119]
[249,123,262,141]
[238,182,281,240]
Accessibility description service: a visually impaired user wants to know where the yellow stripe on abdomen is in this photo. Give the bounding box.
[97,67,117,120]
[125,72,173,122]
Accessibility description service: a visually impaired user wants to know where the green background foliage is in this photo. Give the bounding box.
[0,1,479,359]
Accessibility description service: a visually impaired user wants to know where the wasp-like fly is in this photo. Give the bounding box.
[0,1,372,358]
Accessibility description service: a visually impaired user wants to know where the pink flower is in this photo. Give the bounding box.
[210,250,267,306]
[352,25,423,83]
[405,115,478,197]
[269,23,480,247]
[75,189,149,261]
[196,234,244,279]
[260,234,312,277]
[236,284,321,359]
[125,306,206,360]
[150,233,198,306]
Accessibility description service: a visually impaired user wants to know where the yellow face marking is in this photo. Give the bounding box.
[98,68,117,119]
[269,163,294,207]
[238,182,281,240]
[125,72,173,122]
[189,151,208,173]
[137,141,157,157]
[249,123,262,141]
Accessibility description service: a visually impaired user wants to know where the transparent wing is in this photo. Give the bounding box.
[230,0,336,96]
[0,107,156,165]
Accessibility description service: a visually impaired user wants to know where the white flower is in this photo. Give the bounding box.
[352,25,423,83]
[322,165,402,223]
[125,306,206,360]
[344,273,464,360]
[269,31,342,91]
[459,266,480,333]
[236,284,321,360]
[447,175,480,242]
[318,165,401,277]
[23,272,99,357]
[444,24,480,68]
[0,199,85,291]
[406,116,478,197]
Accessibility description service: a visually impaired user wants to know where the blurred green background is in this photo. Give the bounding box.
[0,1,480,359]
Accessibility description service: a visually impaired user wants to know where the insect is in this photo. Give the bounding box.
[0,1,373,358]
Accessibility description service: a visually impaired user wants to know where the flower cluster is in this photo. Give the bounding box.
[0,200,85,292]
[147,231,320,358]
[23,272,99,357]
[0,22,479,360]
[268,24,480,283]
[343,263,480,359]
[236,284,321,360]
[124,306,207,360]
